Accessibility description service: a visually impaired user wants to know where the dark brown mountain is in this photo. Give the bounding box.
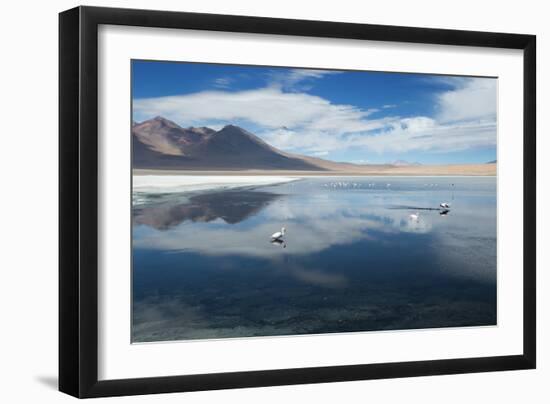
[132,117,326,170]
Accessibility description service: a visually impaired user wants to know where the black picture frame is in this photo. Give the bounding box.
[59,6,536,398]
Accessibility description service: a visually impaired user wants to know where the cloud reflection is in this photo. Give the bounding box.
[132,178,497,342]
[133,197,387,258]
[133,178,496,281]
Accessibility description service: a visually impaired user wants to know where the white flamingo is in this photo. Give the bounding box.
[409,212,420,221]
[271,227,286,240]
[440,202,450,209]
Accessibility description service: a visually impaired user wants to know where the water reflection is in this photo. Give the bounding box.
[133,190,281,229]
[133,191,464,256]
[132,177,497,342]
[271,238,286,248]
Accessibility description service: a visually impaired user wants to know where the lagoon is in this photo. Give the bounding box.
[132,176,497,342]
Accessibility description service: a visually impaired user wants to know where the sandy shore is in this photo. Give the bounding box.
[134,163,496,177]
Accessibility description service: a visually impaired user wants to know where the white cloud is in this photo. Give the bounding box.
[133,75,497,157]
[348,118,496,154]
[134,87,377,131]
[267,68,341,91]
[435,77,497,123]
[213,77,232,88]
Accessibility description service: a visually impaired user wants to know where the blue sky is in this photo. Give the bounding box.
[132,60,497,165]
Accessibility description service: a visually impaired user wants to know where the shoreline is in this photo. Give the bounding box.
[133,163,496,177]
[133,175,300,195]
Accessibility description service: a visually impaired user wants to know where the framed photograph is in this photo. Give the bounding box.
[59,6,536,398]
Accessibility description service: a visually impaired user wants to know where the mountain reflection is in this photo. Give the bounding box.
[133,190,280,230]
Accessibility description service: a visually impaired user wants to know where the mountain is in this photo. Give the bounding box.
[486,160,497,164]
[132,117,326,170]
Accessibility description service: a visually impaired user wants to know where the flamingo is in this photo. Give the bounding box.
[409,212,420,221]
[440,202,450,209]
[271,227,286,240]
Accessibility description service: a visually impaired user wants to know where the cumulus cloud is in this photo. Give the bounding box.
[134,87,377,130]
[348,117,496,154]
[133,75,496,157]
[435,77,497,123]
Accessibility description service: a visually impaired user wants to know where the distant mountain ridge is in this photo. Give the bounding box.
[132,117,333,170]
[391,160,422,167]
[132,117,494,172]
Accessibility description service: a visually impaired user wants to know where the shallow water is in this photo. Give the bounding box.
[132,176,497,342]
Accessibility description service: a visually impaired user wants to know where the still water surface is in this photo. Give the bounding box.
[132,176,497,342]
